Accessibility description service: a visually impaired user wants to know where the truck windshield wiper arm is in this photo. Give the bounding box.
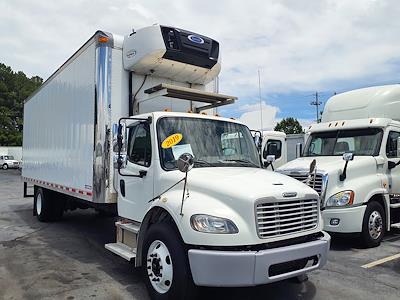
[220,159,259,168]
[193,158,213,167]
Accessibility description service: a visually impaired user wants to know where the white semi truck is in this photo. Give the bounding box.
[278,85,400,248]
[22,25,330,299]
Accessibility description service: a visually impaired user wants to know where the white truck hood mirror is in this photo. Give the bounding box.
[177,153,194,173]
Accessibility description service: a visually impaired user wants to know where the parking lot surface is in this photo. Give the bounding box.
[1,169,400,300]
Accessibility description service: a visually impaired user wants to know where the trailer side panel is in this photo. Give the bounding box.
[22,42,96,199]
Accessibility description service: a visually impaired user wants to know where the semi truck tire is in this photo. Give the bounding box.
[34,188,64,222]
[361,201,385,248]
[142,222,196,300]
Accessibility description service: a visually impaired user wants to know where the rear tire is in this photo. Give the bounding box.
[34,188,64,222]
[142,222,197,300]
[361,201,385,248]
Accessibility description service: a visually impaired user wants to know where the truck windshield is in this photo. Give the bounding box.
[4,156,14,160]
[157,117,261,170]
[304,128,383,157]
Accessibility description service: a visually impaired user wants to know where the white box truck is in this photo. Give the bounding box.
[22,25,330,299]
[278,85,400,247]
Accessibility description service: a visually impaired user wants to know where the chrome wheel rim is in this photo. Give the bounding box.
[368,210,383,240]
[36,193,42,216]
[146,240,173,294]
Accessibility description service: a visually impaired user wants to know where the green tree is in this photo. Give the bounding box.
[0,63,42,146]
[274,117,303,134]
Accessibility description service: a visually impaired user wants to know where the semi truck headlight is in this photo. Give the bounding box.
[190,214,238,234]
[326,190,354,207]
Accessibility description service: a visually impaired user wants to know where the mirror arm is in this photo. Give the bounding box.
[388,160,400,170]
[263,161,274,171]
[339,161,349,181]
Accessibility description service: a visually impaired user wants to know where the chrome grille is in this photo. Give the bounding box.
[256,198,319,238]
[287,173,323,195]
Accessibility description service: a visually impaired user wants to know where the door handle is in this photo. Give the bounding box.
[139,170,147,178]
[120,180,125,197]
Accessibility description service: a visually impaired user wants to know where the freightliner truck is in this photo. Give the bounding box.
[279,85,400,248]
[22,25,330,299]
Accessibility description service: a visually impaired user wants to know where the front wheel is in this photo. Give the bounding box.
[142,222,196,300]
[361,201,385,248]
[2,164,8,170]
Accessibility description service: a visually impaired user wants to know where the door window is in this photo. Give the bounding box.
[386,131,400,158]
[128,123,152,167]
[263,139,282,159]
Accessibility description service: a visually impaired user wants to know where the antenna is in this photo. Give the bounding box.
[258,69,263,130]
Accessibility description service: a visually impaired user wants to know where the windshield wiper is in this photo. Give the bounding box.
[220,159,259,168]
[193,158,213,167]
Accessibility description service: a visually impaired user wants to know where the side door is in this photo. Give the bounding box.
[118,122,154,222]
[385,130,400,200]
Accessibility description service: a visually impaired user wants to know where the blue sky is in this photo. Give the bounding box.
[1,0,400,130]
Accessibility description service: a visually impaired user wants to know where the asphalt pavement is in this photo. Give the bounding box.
[1,169,400,300]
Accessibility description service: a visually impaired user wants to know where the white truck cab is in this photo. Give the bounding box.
[278,85,400,247]
[0,155,20,170]
[22,25,330,299]
[259,131,287,169]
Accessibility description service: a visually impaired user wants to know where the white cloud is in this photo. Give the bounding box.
[238,101,279,130]
[1,0,399,102]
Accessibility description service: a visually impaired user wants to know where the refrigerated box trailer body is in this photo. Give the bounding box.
[23,25,329,299]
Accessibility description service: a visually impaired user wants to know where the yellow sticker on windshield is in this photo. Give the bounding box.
[162,133,183,149]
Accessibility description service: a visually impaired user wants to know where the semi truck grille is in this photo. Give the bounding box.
[287,174,323,196]
[256,198,319,238]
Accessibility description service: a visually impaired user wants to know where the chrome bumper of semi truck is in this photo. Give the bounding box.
[188,231,330,287]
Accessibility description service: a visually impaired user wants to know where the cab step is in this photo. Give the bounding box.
[119,222,140,233]
[390,203,400,209]
[390,222,400,230]
[105,242,136,261]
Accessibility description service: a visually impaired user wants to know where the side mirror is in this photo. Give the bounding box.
[253,135,262,151]
[342,152,354,162]
[340,153,354,181]
[309,159,316,174]
[177,153,194,173]
[264,155,276,171]
[266,155,276,163]
[397,137,400,157]
[388,161,397,170]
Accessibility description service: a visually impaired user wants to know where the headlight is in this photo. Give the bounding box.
[190,214,239,234]
[326,190,354,207]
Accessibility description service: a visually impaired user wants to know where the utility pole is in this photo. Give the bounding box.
[310,92,322,123]
[258,69,263,130]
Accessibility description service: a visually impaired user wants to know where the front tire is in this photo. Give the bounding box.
[361,201,385,248]
[142,222,196,300]
[2,164,8,170]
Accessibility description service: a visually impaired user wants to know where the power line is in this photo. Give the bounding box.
[310,92,322,123]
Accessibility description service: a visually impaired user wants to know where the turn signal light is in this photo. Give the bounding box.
[98,36,109,43]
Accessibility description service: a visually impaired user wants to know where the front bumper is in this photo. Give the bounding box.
[188,231,330,287]
[6,164,19,169]
[323,205,366,233]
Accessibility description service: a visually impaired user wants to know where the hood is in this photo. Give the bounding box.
[184,167,318,201]
[278,156,376,175]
